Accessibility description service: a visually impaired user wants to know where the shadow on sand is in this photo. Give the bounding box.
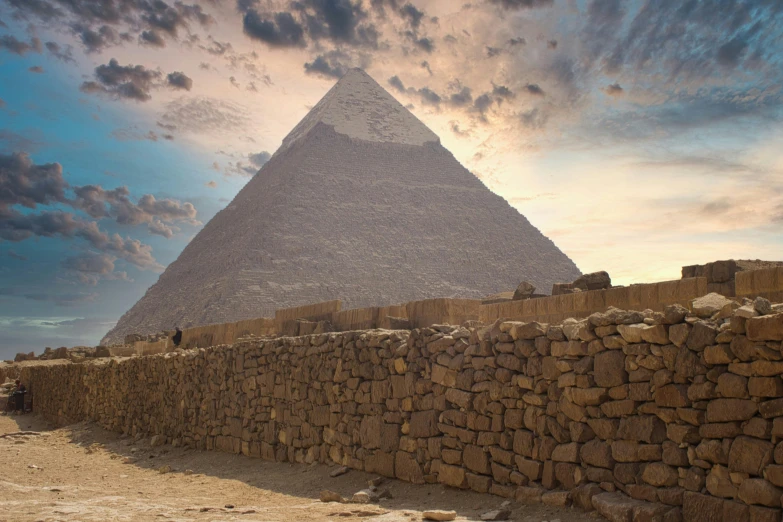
[2,414,596,521]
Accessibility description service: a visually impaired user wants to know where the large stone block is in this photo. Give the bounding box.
[515,456,542,481]
[580,439,614,469]
[551,442,581,463]
[409,410,440,438]
[749,377,783,397]
[738,479,783,507]
[683,492,724,522]
[435,461,468,488]
[687,322,718,351]
[592,492,642,522]
[747,314,783,341]
[594,350,628,388]
[616,415,666,443]
[706,399,758,423]
[365,451,395,478]
[729,437,773,476]
[642,462,678,487]
[654,384,691,408]
[463,444,490,474]
[395,451,424,484]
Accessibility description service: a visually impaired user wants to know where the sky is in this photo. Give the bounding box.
[0,0,781,358]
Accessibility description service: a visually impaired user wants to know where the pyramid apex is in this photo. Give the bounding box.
[278,68,439,151]
[332,67,372,85]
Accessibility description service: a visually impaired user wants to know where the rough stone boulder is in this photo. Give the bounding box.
[572,271,612,292]
[691,293,736,318]
[513,281,536,300]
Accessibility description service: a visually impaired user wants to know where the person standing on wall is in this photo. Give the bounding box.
[172,327,182,347]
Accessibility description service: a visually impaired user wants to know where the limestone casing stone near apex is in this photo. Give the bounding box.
[101,68,581,345]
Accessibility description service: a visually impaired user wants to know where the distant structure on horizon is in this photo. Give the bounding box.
[102,69,581,344]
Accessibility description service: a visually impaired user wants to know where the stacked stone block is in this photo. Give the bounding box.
[20,302,783,522]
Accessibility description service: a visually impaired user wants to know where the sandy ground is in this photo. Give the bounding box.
[0,414,600,522]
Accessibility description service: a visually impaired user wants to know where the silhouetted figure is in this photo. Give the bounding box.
[172,327,182,347]
[10,379,25,413]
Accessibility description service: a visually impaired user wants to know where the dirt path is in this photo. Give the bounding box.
[0,414,600,522]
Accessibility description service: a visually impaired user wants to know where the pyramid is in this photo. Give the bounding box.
[102,69,581,344]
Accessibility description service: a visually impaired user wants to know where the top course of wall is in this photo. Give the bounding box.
[111,267,783,357]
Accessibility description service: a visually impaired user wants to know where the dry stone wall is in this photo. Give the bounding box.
[21,302,783,522]
[105,267,783,358]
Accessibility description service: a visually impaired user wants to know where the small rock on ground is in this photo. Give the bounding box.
[329,466,349,478]
[320,490,346,503]
[423,510,457,521]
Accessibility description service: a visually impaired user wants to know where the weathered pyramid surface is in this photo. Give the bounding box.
[102,69,581,344]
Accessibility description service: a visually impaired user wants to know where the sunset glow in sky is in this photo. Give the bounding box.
[0,0,781,355]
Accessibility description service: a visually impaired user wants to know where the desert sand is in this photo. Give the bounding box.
[0,414,599,522]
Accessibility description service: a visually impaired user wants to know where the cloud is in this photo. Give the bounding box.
[492,85,514,99]
[73,24,128,53]
[0,152,198,270]
[304,53,349,79]
[399,3,424,29]
[160,97,250,134]
[603,83,623,96]
[597,0,780,85]
[147,219,177,238]
[524,84,545,96]
[486,46,502,58]
[5,0,214,52]
[717,37,748,68]
[242,0,380,50]
[166,71,193,91]
[243,10,306,48]
[205,180,217,188]
[81,58,162,102]
[293,0,377,47]
[72,186,199,227]
[0,152,68,211]
[111,128,160,142]
[474,93,493,113]
[449,87,473,107]
[587,88,783,144]
[224,150,272,177]
[416,86,441,106]
[0,209,84,242]
[0,207,164,270]
[140,29,166,47]
[520,108,548,129]
[75,224,163,271]
[7,250,27,261]
[0,99,5,109]
[44,41,75,62]
[487,0,553,9]
[0,34,42,55]
[62,252,131,285]
[28,65,44,73]
[388,75,405,92]
[0,287,99,306]
[410,35,434,53]
[248,151,271,167]
[450,121,470,137]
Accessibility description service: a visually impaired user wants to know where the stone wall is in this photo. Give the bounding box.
[683,261,783,298]
[479,277,708,325]
[20,299,783,522]
[737,267,783,304]
[104,267,782,359]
